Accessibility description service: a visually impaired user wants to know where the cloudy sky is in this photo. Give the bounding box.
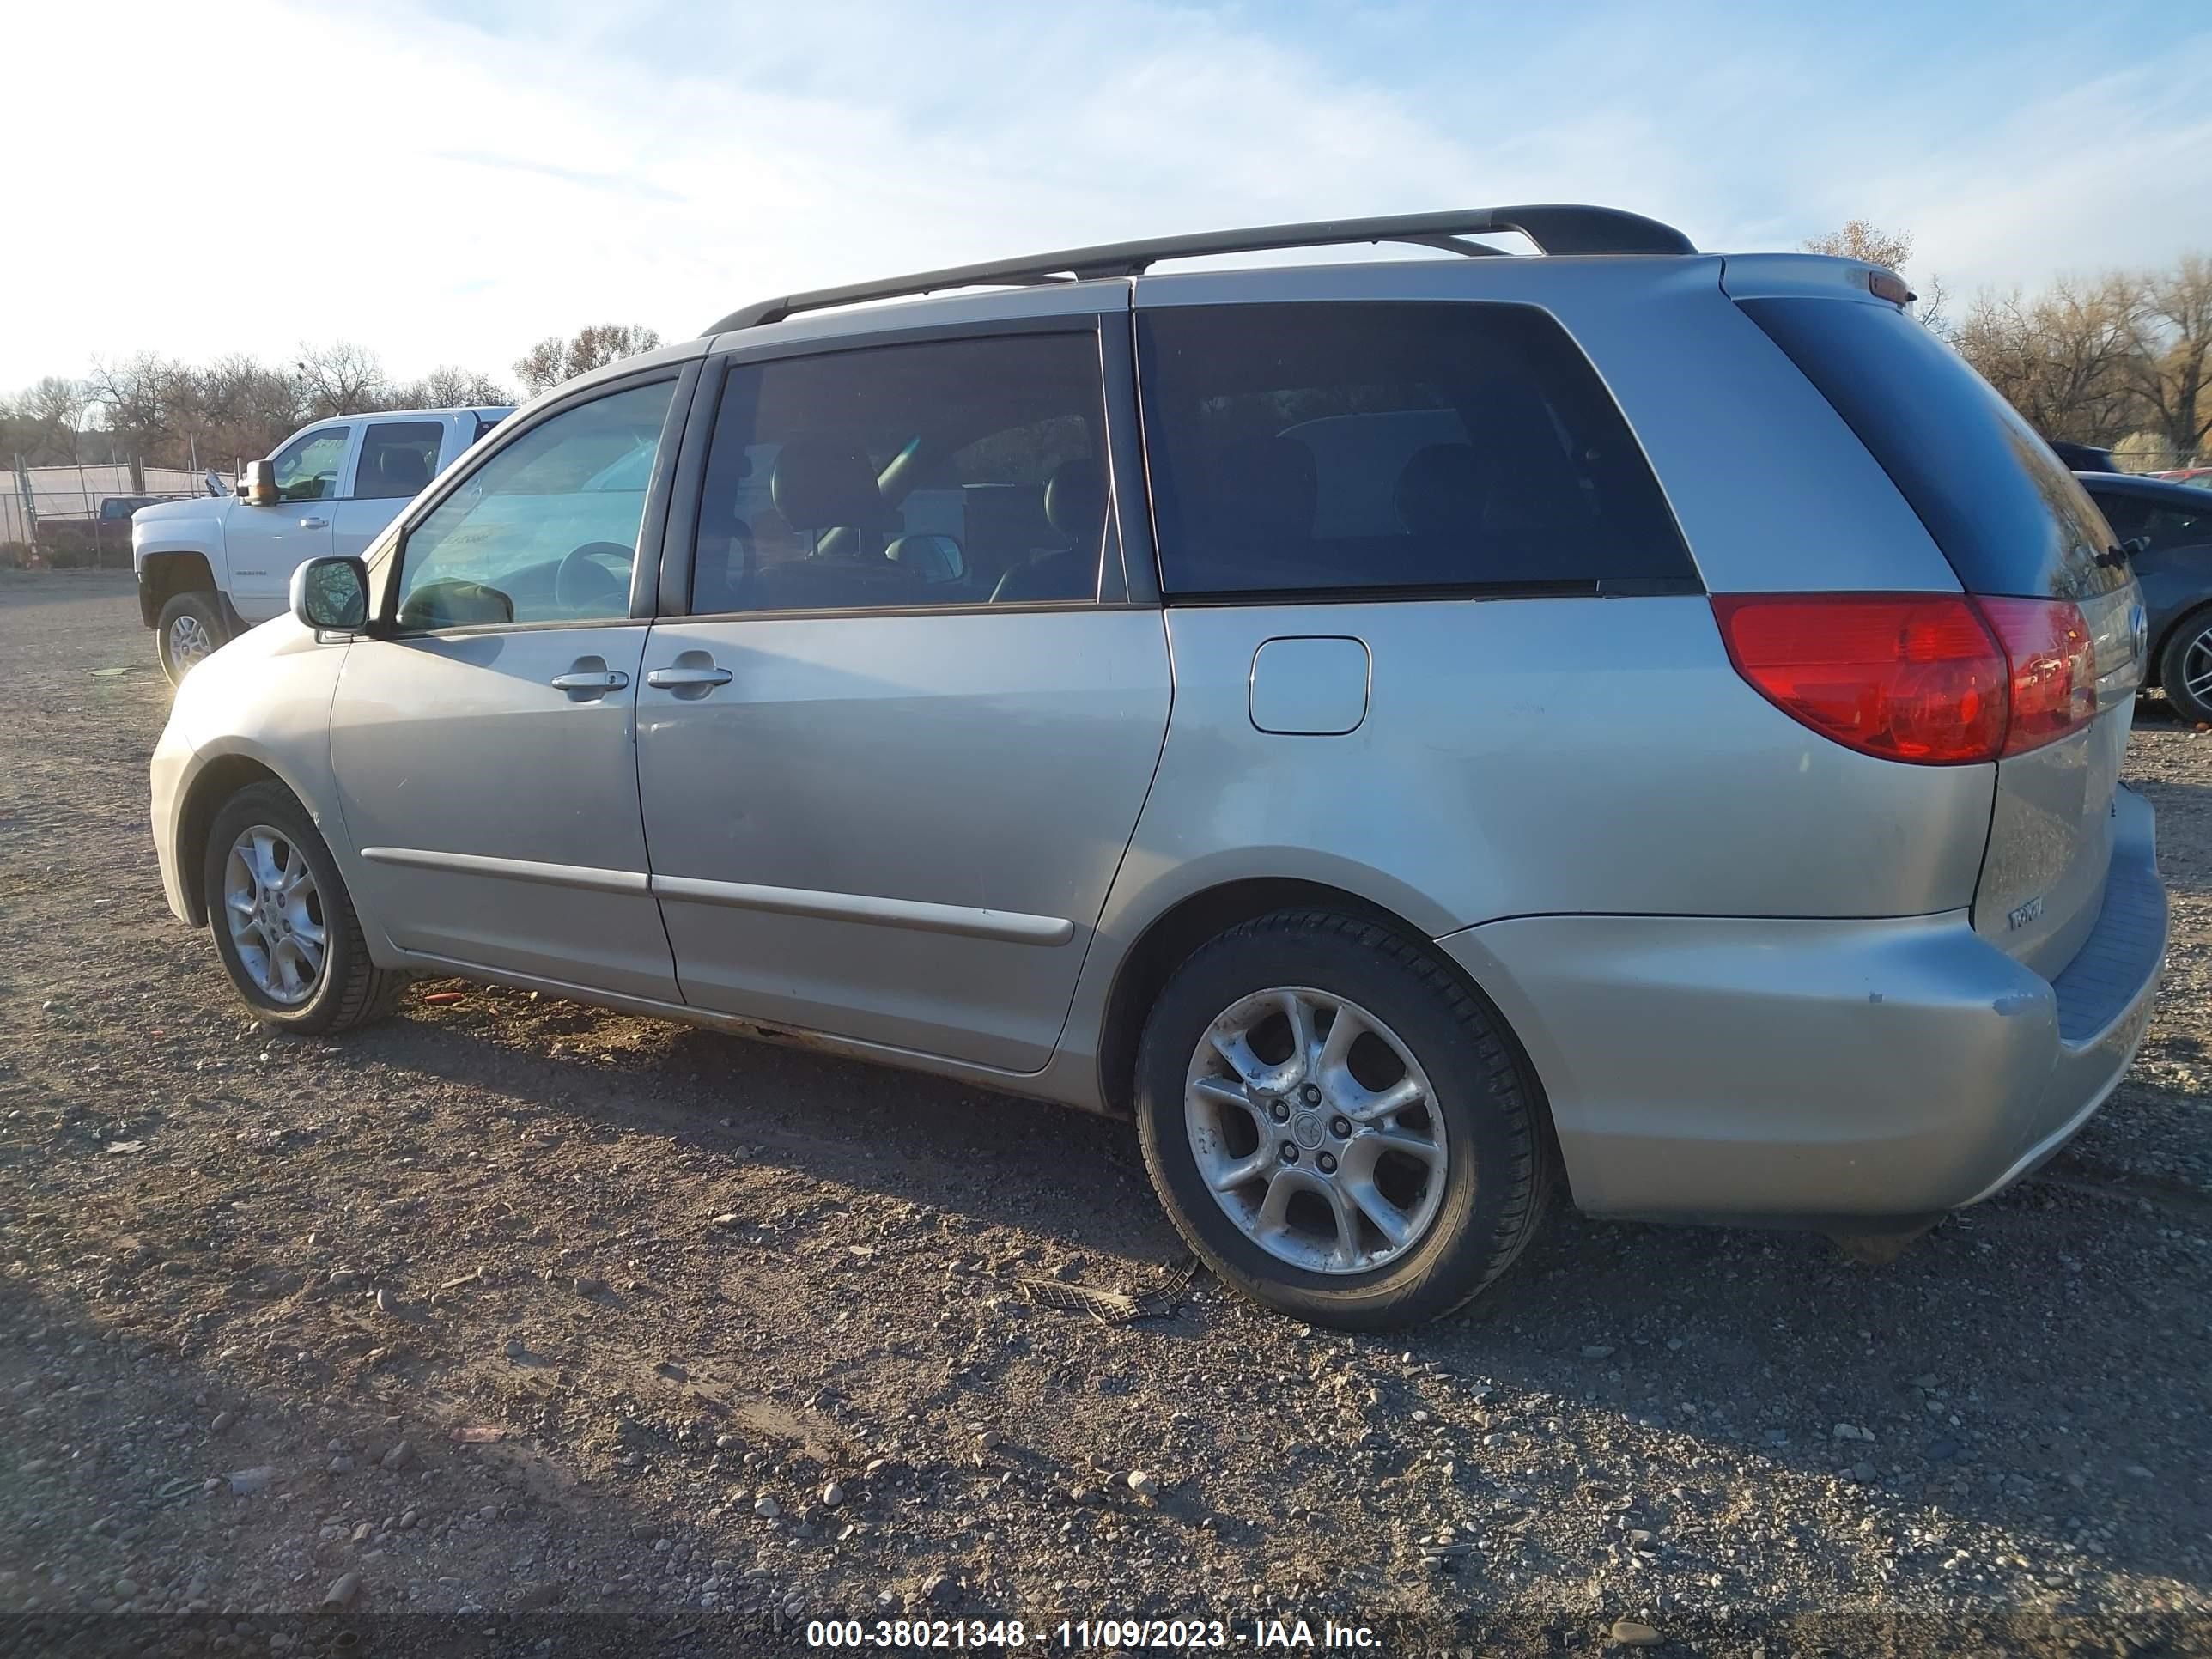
[6,0,2209,392]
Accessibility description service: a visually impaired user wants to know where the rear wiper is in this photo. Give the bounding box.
[2093,537,2148,570]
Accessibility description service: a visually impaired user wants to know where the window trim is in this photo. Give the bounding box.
[377,361,701,637]
[1128,298,1704,603]
[659,311,1150,623]
[1162,576,1704,608]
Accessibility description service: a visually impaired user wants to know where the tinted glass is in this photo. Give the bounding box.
[1740,298,2127,600]
[2094,490,2212,552]
[354,420,445,500]
[1137,301,1692,596]
[2083,489,2151,544]
[394,380,674,629]
[2141,500,2212,550]
[270,428,349,502]
[692,332,1110,614]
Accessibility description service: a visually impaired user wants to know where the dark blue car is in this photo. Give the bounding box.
[2076,471,2212,724]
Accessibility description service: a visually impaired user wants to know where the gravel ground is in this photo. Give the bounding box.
[3,568,2209,1656]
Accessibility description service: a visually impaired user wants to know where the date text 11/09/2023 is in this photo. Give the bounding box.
[805,1617,1383,1650]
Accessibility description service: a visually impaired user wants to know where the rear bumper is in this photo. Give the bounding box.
[1436,787,2166,1221]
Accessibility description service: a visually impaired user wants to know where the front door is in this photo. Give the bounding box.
[228,422,349,619]
[331,374,689,1000]
[636,327,1171,1072]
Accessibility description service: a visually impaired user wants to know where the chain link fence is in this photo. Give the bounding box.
[2099,447,2212,479]
[2,463,233,569]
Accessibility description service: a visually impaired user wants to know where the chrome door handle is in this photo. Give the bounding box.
[550,670,630,692]
[298,516,329,528]
[645,665,733,689]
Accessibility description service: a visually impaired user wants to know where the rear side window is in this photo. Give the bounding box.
[355,421,445,500]
[2086,490,2150,544]
[2146,501,2212,550]
[1137,301,1693,597]
[1738,298,2126,600]
[2086,491,2212,553]
[2132,497,2203,548]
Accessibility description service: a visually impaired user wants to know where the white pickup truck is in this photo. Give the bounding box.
[133,406,509,681]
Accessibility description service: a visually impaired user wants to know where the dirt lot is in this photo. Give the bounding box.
[3,568,2209,1656]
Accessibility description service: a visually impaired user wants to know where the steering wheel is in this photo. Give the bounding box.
[554,542,635,613]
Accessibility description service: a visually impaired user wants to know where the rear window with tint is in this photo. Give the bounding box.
[2084,485,2212,554]
[1137,301,1695,597]
[1738,298,2127,601]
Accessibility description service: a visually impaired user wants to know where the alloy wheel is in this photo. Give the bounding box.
[2184,623,2212,711]
[1183,986,1449,1274]
[222,825,326,1005]
[168,613,214,672]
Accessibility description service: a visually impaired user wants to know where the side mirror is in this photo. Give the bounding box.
[291,556,369,633]
[242,459,280,507]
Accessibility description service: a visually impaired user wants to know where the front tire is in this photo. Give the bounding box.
[2160,605,2212,726]
[1134,910,1553,1329]
[202,782,407,1035]
[156,592,226,684]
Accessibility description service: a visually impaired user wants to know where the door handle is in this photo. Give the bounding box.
[550,670,630,693]
[645,665,733,690]
[298,516,329,529]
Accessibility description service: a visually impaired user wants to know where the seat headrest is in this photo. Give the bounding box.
[378,446,432,495]
[1043,458,1107,544]
[771,436,892,533]
[1211,435,1316,544]
[1394,443,1485,539]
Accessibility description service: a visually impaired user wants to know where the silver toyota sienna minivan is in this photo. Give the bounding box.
[149,206,2168,1328]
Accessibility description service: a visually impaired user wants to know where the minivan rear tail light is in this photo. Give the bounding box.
[1712,593,2006,763]
[1975,596,2097,757]
[1712,593,2099,764]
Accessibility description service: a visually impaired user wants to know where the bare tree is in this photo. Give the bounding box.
[1803,219,1948,333]
[514,324,664,395]
[194,354,310,471]
[13,343,518,482]
[0,377,90,466]
[2123,252,2212,465]
[1913,271,1950,338]
[1804,218,1913,271]
[512,337,564,398]
[293,341,388,420]
[86,353,191,490]
[386,365,515,410]
[1953,275,2142,444]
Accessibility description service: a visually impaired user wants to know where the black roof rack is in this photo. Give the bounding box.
[704,204,1695,334]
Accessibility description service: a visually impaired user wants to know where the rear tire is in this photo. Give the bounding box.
[2159,605,2212,726]
[1134,909,1553,1329]
[203,781,408,1035]
[156,591,227,684]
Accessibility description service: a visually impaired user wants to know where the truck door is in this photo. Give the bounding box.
[337,418,447,557]
[227,422,349,619]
